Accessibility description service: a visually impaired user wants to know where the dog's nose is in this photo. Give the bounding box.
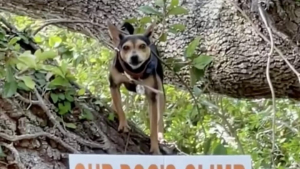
[130,55,139,65]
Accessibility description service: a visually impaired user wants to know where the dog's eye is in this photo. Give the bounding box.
[139,44,146,49]
[123,45,130,51]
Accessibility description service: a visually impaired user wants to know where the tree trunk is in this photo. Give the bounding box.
[1,0,300,99]
[0,18,184,169]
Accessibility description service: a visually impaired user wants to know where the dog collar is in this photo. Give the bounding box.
[117,53,152,79]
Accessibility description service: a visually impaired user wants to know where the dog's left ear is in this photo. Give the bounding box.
[107,21,124,47]
[144,23,156,38]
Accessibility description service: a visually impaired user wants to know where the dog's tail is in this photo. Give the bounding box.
[121,22,134,35]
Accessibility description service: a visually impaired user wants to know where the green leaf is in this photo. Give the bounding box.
[192,55,213,70]
[43,65,65,78]
[138,6,162,16]
[59,60,68,77]
[190,63,204,86]
[169,24,186,32]
[155,0,164,7]
[50,93,59,103]
[124,18,138,24]
[140,16,152,25]
[48,36,62,48]
[65,122,77,129]
[80,108,94,120]
[19,34,29,44]
[19,76,35,89]
[193,86,202,96]
[34,35,43,43]
[135,27,146,34]
[0,146,6,157]
[65,92,74,102]
[0,29,5,41]
[16,62,28,71]
[159,33,167,42]
[170,0,179,8]
[108,112,115,121]
[8,37,21,46]
[184,36,201,58]
[18,51,37,69]
[58,93,65,100]
[2,81,17,98]
[58,101,71,115]
[17,81,31,91]
[58,103,66,115]
[172,61,185,72]
[77,88,86,96]
[167,6,188,15]
[48,76,70,88]
[212,143,227,155]
[5,65,14,83]
[14,43,21,51]
[35,49,57,61]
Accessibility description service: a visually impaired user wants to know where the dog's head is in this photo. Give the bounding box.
[107,21,155,69]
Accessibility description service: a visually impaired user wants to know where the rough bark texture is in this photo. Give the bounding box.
[0,0,300,167]
[0,93,183,169]
[1,0,300,100]
[0,20,184,169]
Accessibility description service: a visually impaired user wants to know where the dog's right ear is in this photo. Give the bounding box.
[107,21,124,47]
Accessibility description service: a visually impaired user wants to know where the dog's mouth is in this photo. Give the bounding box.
[129,60,142,66]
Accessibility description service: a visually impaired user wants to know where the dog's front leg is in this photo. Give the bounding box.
[109,75,129,133]
[146,91,161,155]
[156,75,165,142]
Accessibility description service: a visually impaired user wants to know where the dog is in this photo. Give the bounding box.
[107,21,166,155]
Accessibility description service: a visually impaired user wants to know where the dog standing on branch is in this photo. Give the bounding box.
[107,21,166,155]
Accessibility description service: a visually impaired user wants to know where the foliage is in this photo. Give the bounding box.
[1,3,300,169]
[127,0,212,86]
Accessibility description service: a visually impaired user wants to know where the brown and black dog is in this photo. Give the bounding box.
[107,21,165,155]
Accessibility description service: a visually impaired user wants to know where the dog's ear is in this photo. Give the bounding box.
[144,23,156,38]
[121,22,135,35]
[107,21,124,46]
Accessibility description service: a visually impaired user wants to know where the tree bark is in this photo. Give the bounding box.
[1,0,300,100]
[1,0,300,99]
[0,19,184,169]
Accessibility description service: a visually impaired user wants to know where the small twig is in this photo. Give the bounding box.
[79,24,116,51]
[15,93,39,105]
[33,88,109,149]
[34,88,63,130]
[152,50,208,138]
[124,132,130,154]
[0,132,79,153]
[33,19,103,36]
[0,142,25,169]
[0,16,17,31]
[258,1,276,168]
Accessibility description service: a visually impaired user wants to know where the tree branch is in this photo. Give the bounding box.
[0,132,79,153]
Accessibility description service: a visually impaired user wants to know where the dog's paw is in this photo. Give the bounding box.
[118,120,131,133]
